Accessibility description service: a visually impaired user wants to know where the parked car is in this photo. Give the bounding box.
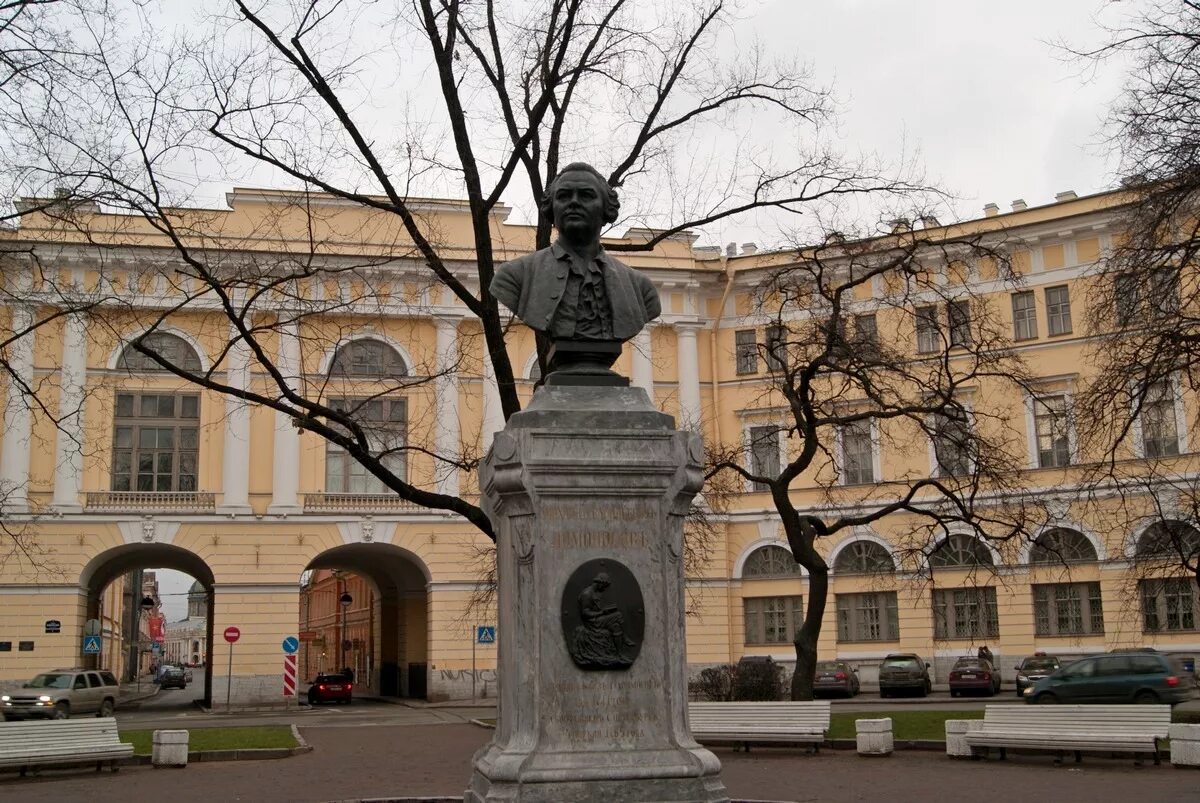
[1014,653,1061,697]
[878,653,932,698]
[948,656,1000,697]
[1,669,120,720]
[1024,652,1195,705]
[813,660,860,697]
[306,673,353,705]
[159,666,187,690]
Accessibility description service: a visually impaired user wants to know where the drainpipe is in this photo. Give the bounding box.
[709,255,737,666]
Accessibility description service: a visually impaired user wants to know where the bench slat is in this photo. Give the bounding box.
[0,718,132,772]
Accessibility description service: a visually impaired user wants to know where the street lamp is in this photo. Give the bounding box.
[338,590,352,675]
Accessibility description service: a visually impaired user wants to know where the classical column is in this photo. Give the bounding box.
[480,350,504,452]
[220,329,252,513]
[433,316,461,496]
[675,322,702,430]
[0,305,34,511]
[269,322,301,513]
[51,312,88,511]
[631,326,654,399]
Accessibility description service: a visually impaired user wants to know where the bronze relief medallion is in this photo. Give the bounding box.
[561,558,644,670]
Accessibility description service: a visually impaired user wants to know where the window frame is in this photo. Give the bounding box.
[734,329,759,375]
[947,299,972,348]
[746,424,783,492]
[836,591,900,642]
[838,417,876,486]
[1029,392,1073,469]
[930,406,973,477]
[832,539,895,574]
[915,304,940,354]
[932,586,1000,640]
[324,397,409,493]
[1140,577,1199,633]
[111,392,201,493]
[1044,284,1073,337]
[742,545,802,578]
[763,324,787,373]
[1033,581,1104,636]
[743,595,804,646]
[1011,291,1037,341]
[1134,377,1186,459]
[328,338,408,378]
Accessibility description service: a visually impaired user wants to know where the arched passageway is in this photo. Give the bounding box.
[300,543,429,699]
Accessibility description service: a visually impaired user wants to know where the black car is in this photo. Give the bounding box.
[878,653,932,698]
[813,660,860,697]
[1014,653,1060,697]
[159,667,187,690]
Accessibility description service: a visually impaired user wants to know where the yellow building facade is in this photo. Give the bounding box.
[0,187,1196,705]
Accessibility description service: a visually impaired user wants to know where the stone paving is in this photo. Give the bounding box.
[1,722,1197,802]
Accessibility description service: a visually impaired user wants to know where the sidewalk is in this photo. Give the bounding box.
[3,722,1198,802]
[118,678,159,707]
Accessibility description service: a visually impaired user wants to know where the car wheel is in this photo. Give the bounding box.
[950,689,959,698]
[1036,693,1058,705]
[97,699,114,718]
[1134,690,1159,704]
[53,702,70,719]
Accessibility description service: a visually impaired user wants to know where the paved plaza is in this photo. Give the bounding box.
[1,722,1197,802]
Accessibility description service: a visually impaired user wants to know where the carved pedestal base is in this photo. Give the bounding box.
[466,385,727,803]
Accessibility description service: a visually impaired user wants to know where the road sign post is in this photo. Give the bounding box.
[473,626,496,700]
[223,626,241,711]
[282,636,299,706]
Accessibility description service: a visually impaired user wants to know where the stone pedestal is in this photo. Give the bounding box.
[1169,724,1200,768]
[944,720,979,758]
[856,718,893,756]
[152,729,189,767]
[466,385,727,803]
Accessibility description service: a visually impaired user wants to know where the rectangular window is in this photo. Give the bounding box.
[948,300,971,347]
[764,325,787,372]
[851,314,878,349]
[748,425,781,491]
[840,418,875,485]
[915,305,940,353]
[1033,394,1071,468]
[1045,285,1072,336]
[111,392,200,492]
[837,592,899,642]
[744,596,803,645]
[1142,379,1180,458]
[1033,582,1104,636]
[932,409,971,477]
[1150,267,1181,317]
[933,587,999,640]
[1141,578,1198,632]
[1115,273,1142,326]
[1012,291,1037,341]
[735,329,758,375]
[324,398,408,493]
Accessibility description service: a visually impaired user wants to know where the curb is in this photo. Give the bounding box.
[468,718,496,730]
[122,725,313,765]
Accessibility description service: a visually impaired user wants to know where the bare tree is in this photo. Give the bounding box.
[1,0,918,542]
[707,220,1046,699]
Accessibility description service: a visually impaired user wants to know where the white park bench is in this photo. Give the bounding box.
[687,701,831,752]
[0,718,134,777]
[961,704,1172,765]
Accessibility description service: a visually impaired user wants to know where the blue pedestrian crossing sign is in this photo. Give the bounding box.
[475,626,496,645]
[82,635,101,654]
[282,636,299,655]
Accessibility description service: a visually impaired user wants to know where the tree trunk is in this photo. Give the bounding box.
[791,567,828,701]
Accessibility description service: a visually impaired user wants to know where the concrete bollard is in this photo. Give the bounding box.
[1169,724,1200,768]
[152,729,189,768]
[856,718,893,756]
[945,719,978,758]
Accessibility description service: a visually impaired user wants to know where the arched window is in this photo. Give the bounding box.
[117,332,201,373]
[329,339,407,378]
[833,540,895,574]
[1030,528,1097,564]
[1136,521,1200,561]
[742,545,801,578]
[929,534,994,568]
[527,355,542,381]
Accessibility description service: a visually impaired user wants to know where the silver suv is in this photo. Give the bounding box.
[1,669,120,720]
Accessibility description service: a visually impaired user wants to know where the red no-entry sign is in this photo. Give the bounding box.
[223,626,241,643]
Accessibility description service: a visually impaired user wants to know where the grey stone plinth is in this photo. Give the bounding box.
[944,720,979,758]
[152,729,189,767]
[466,385,727,803]
[855,718,893,756]
[1169,724,1200,768]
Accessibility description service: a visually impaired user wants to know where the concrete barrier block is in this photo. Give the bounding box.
[856,717,893,756]
[1169,723,1200,768]
[152,729,189,767]
[944,719,979,758]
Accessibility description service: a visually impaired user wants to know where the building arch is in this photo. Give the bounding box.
[1127,519,1200,562]
[523,350,541,381]
[829,533,897,575]
[318,332,415,378]
[733,537,805,579]
[106,327,211,373]
[1023,525,1104,565]
[927,531,1000,569]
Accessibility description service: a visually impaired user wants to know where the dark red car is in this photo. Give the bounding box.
[948,657,1000,697]
[306,673,353,705]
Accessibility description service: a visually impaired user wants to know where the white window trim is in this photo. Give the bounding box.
[742,421,786,493]
[836,416,881,486]
[1024,385,1077,470]
[1130,374,1188,459]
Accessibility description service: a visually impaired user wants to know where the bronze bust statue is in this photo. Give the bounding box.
[490,162,661,382]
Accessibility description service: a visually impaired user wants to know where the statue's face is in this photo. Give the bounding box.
[551,171,606,241]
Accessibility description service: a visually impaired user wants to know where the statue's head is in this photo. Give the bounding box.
[593,572,611,589]
[540,163,620,241]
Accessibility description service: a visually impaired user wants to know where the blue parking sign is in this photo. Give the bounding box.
[82,635,101,654]
[476,626,496,645]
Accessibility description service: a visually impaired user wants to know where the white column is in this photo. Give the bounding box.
[675,323,702,430]
[631,327,654,399]
[0,305,34,511]
[481,350,504,452]
[433,317,461,496]
[269,322,301,513]
[51,312,88,511]
[220,329,252,512]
